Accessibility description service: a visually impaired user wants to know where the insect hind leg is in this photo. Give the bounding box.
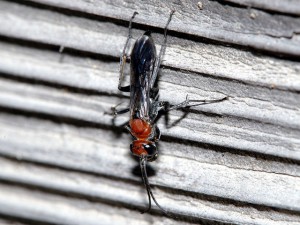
[155,96,228,128]
[168,95,228,111]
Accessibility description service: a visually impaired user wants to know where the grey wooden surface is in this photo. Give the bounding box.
[0,0,299,224]
[224,0,300,15]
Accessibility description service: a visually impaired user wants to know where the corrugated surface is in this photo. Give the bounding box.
[0,0,299,224]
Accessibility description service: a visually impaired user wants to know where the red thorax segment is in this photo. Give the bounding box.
[129,118,152,140]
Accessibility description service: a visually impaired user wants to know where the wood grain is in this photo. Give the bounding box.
[0,0,299,224]
[1,1,300,91]
[24,0,300,57]
[0,115,299,224]
[224,0,300,16]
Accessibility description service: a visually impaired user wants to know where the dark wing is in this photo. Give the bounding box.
[129,32,156,119]
[130,31,156,81]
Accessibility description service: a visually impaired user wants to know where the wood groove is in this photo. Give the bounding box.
[0,0,299,224]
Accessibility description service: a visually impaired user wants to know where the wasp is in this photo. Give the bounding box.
[111,10,227,216]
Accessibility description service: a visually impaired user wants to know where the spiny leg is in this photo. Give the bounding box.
[118,12,138,92]
[156,96,228,128]
[150,10,175,88]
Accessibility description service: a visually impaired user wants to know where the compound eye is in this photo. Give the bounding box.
[143,143,157,156]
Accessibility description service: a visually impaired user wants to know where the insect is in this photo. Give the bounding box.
[111,11,227,216]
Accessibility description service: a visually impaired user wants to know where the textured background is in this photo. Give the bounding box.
[0,0,299,224]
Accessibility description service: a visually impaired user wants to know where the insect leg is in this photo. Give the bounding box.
[118,12,138,92]
[153,126,161,142]
[168,95,228,111]
[104,102,130,116]
[150,10,175,88]
[111,107,130,116]
[148,124,161,142]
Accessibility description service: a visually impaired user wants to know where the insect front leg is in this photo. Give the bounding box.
[118,12,138,92]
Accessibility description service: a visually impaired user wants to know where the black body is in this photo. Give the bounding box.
[129,32,157,121]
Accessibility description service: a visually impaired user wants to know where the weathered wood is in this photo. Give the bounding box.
[0,182,180,225]
[0,44,299,160]
[1,1,300,91]
[0,0,299,224]
[25,0,300,56]
[0,75,299,176]
[0,218,28,225]
[0,115,299,224]
[224,0,300,16]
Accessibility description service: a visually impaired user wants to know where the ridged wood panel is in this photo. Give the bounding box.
[0,0,299,224]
